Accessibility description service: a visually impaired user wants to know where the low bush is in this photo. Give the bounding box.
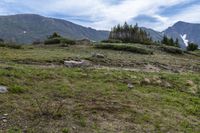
[0,42,22,49]
[187,43,198,51]
[159,45,183,54]
[101,39,122,43]
[44,37,61,45]
[96,43,153,54]
[61,38,76,45]
[44,37,75,45]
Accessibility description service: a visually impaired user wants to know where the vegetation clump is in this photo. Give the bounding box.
[44,32,75,45]
[0,41,22,49]
[161,35,180,47]
[159,45,183,54]
[101,39,122,43]
[96,43,153,54]
[187,42,199,51]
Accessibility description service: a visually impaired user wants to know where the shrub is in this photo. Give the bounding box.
[187,43,198,51]
[48,32,61,39]
[101,39,122,43]
[61,38,76,45]
[32,40,42,45]
[96,43,153,54]
[44,37,75,45]
[44,37,61,45]
[159,45,183,54]
[0,38,4,42]
[0,42,22,49]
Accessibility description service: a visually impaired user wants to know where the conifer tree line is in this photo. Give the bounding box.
[161,35,180,47]
[109,22,152,44]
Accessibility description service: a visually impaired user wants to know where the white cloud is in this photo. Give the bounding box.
[0,0,200,31]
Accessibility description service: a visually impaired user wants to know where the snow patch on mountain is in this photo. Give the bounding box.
[180,34,189,47]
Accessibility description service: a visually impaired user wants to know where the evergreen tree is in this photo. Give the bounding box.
[175,38,179,47]
[187,43,198,51]
[162,35,179,47]
[109,22,152,44]
[48,32,61,39]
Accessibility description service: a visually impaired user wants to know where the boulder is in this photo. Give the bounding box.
[92,53,105,58]
[141,78,151,85]
[162,81,172,88]
[186,80,194,86]
[128,83,134,89]
[64,60,90,68]
[0,86,8,93]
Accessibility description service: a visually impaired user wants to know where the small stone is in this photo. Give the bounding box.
[141,78,151,85]
[64,60,90,68]
[3,114,8,116]
[155,80,162,85]
[128,83,134,89]
[2,119,7,123]
[92,53,105,58]
[0,86,8,93]
[1,116,7,119]
[162,81,171,88]
[186,80,194,86]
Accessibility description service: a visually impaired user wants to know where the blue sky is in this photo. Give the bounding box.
[0,0,200,31]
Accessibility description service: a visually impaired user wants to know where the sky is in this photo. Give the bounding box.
[0,0,200,31]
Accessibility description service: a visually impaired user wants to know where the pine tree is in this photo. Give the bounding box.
[187,43,198,51]
[108,22,152,44]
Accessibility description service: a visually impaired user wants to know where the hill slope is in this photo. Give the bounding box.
[0,14,109,44]
[0,43,199,132]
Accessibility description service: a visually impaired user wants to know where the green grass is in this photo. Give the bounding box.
[0,43,200,132]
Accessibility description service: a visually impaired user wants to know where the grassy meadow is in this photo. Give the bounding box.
[0,43,199,133]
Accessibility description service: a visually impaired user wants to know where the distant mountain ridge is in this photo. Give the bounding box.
[143,21,200,48]
[0,14,199,48]
[0,14,109,44]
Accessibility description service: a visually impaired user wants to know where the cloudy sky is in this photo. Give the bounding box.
[0,0,200,31]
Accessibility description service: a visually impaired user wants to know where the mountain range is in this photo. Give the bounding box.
[0,14,109,44]
[143,21,200,48]
[0,14,199,48]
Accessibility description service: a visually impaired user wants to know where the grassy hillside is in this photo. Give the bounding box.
[0,43,200,132]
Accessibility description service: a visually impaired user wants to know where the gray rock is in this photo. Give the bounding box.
[64,60,90,68]
[92,53,105,58]
[2,119,7,123]
[0,86,8,93]
[128,83,134,89]
[141,78,151,85]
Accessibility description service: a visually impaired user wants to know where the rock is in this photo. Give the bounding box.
[141,78,151,85]
[155,80,162,85]
[92,53,105,58]
[1,116,6,119]
[186,80,194,86]
[3,114,8,116]
[2,119,7,123]
[0,86,8,93]
[128,83,134,89]
[64,60,90,68]
[162,81,171,88]
[145,64,160,72]
[173,69,181,73]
